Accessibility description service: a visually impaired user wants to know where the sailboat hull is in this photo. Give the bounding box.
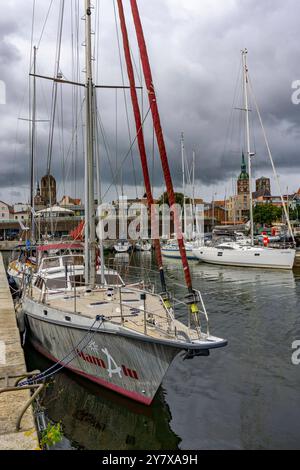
[23,302,182,405]
[161,242,198,261]
[193,246,296,269]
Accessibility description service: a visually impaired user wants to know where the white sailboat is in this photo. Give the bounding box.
[161,133,199,261]
[114,239,132,253]
[20,0,226,405]
[135,240,152,252]
[193,49,296,270]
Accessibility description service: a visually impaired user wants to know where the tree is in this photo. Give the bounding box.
[289,207,299,222]
[253,204,283,226]
[157,192,190,207]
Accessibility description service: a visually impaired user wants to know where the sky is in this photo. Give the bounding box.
[0,0,299,206]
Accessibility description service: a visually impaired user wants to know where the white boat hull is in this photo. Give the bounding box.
[161,242,198,261]
[22,297,226,405]
[193,246,296,270]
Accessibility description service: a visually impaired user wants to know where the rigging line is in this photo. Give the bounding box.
[94,94,102,203]
[36,0,54,51]
[95,0,101,84]
[151,123,155,195]
[55,98,85,196]
[96,110,120,200]
[28,0,36,205]
[221,55,242,167]
[116,89,119,192]
[73,0,81,198]
[71,0,76,199]
[59,83,66,197]
[248,76,295,244]
[130,0,194,293]
[29,0,36,73]
[129,43,143,87]
[102,105,152,201]
[19,317,103,386]
[113,0,138,198]
[46,0,65,176]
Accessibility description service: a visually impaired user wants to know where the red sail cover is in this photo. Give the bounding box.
[116,0,164,277]
[69,220,85,241]
[130,0,193,291]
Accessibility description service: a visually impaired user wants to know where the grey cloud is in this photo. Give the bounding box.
[0,0,300,204]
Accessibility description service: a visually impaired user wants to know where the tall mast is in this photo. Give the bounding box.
[242,49,254,245]
[130,0,193,293]
[181,133,186,237]
[116,0,166,291]
[84,0,96,288]
[30,46,37,242]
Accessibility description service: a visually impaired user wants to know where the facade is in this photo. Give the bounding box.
[256,177,271,194]
[227,154,250,224]
[13,211,29,222]
[60,196,82,207]
[0,201,13,220]
[40,174,57,206]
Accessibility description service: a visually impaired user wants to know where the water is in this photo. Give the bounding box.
[7,251,300,449]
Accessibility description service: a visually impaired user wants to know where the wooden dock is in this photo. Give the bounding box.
[0,253,39,450]
[295,251,300,268]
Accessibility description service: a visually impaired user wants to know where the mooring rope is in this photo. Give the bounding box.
[18,315,105,387]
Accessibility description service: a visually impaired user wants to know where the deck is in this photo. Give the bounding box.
[32,285,201,343]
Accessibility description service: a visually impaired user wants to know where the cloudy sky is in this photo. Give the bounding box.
[0,0,300,205]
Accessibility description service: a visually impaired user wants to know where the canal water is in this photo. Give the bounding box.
[5,251,300,449]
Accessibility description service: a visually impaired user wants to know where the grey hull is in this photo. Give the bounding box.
[24,312,182,405]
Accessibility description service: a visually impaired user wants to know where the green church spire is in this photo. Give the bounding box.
[239,152,249,180]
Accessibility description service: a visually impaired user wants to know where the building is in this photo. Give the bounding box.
[0,201,13,220]
[34,183,45,208]
[204,202,227,230]
[256,177,271,194]
[60,196,82,207]
[227,154,250,224]
[13,211,29,222]
[40,174,57,206]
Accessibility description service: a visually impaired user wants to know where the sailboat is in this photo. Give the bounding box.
[114,239,132,253]
[161,133,199,261]
[135,240,152,252]
[193,49,296,270]
[20,0,226,405]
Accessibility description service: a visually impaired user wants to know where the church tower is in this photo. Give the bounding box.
[40,174,57,207]
[237,153,249,195]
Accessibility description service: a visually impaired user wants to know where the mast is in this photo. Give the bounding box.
[84,0,96,288]
[94,93,105,286]
[116,0,166,291]
[30,46,37,243]
[242,49,254,245]
[181,133,187,238]
[130,0,193,293]
[192,150,196,238]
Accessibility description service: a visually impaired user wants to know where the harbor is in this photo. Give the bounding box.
[9,252,300,450]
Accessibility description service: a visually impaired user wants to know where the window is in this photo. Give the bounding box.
[62,255,84,267]
[69,275,85,287]
[41,258,60,269]
[102,274,124,286]
[34,276,44,290]
[46,278,67,290]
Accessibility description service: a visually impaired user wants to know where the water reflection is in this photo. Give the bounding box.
[25,344,180,450]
